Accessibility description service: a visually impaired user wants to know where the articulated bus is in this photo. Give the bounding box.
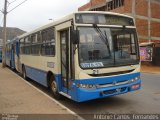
[6,11,141,102]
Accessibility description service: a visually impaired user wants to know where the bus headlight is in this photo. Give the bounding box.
[129,76,140,83]
[76,84,96,89]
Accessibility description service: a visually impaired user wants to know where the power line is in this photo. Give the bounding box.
[8,0,17,4]
[0,0,28,14]
[8,0,28,13]
[7,0,17,10]
[1,0,28,68]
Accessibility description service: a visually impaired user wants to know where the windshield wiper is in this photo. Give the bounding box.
[93,24,111,57]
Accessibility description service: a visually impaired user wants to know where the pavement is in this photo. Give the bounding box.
[141,64,160,74]
[0,64,81,120]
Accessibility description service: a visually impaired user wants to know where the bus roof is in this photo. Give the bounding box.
[18,11,134,38]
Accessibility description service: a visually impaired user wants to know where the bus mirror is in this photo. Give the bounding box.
[71,29,79,44]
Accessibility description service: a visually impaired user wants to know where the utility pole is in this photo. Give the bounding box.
[2,0,7,68]
[1,0,27,68]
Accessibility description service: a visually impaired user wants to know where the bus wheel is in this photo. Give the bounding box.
[50,75,62,100]
[22,66,27,80]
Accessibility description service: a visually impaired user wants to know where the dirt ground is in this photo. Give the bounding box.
[141,64,160,74]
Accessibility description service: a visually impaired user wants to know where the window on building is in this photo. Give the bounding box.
[106,0,124,11]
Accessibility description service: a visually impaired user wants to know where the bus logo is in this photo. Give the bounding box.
[112,81,117,86]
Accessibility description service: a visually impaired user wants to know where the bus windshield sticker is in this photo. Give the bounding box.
[81,62,104,68]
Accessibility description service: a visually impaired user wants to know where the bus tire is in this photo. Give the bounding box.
[22,65,27,80]
[50,75,62,100]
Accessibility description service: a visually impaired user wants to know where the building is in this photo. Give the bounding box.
[78,0,160,43]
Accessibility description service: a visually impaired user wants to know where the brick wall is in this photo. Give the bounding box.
[151,2,160,19]
[151,21,160,37]
[78,2,91,11]
[136,18,148,37]
[150,1,160,42]
[78,0,105,11]
[135,0,148,17]
[78,0,160,43]
[124,0,132,13]
[91,0,106,6]
[109,6,125,14]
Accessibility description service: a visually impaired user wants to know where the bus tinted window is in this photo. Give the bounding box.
[41,28,55,56]
[20,27,55,56]
[37,32,42,43]
[31,34,37,43]
[32,44,40,55]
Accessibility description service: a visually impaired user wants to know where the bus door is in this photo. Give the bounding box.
[11,44,15,68]
[15,41,20,71]
[60,29,71,93]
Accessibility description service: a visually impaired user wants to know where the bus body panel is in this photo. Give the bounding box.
[25,65,48,87]
[20,55,57,74]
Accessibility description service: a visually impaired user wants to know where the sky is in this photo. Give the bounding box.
[0,0,89,32]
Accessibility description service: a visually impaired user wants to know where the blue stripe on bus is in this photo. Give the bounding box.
[25,65,48,87]
[24,65,62,89]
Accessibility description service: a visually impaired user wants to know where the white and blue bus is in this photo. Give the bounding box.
[7,11,141,102]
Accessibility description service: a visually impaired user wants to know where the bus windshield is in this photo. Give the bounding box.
[78,27,139,69]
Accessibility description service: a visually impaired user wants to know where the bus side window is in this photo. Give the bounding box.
[20,38,25,54]
[31,34,40,55]
[41,28,55,56]
[41,31,47,56]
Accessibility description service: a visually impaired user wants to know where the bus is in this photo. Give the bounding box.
[5,38,19,69]
[7,11,141,102]
[0,46,2,62]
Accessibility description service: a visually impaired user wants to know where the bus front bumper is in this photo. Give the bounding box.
[72,79,141,102]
